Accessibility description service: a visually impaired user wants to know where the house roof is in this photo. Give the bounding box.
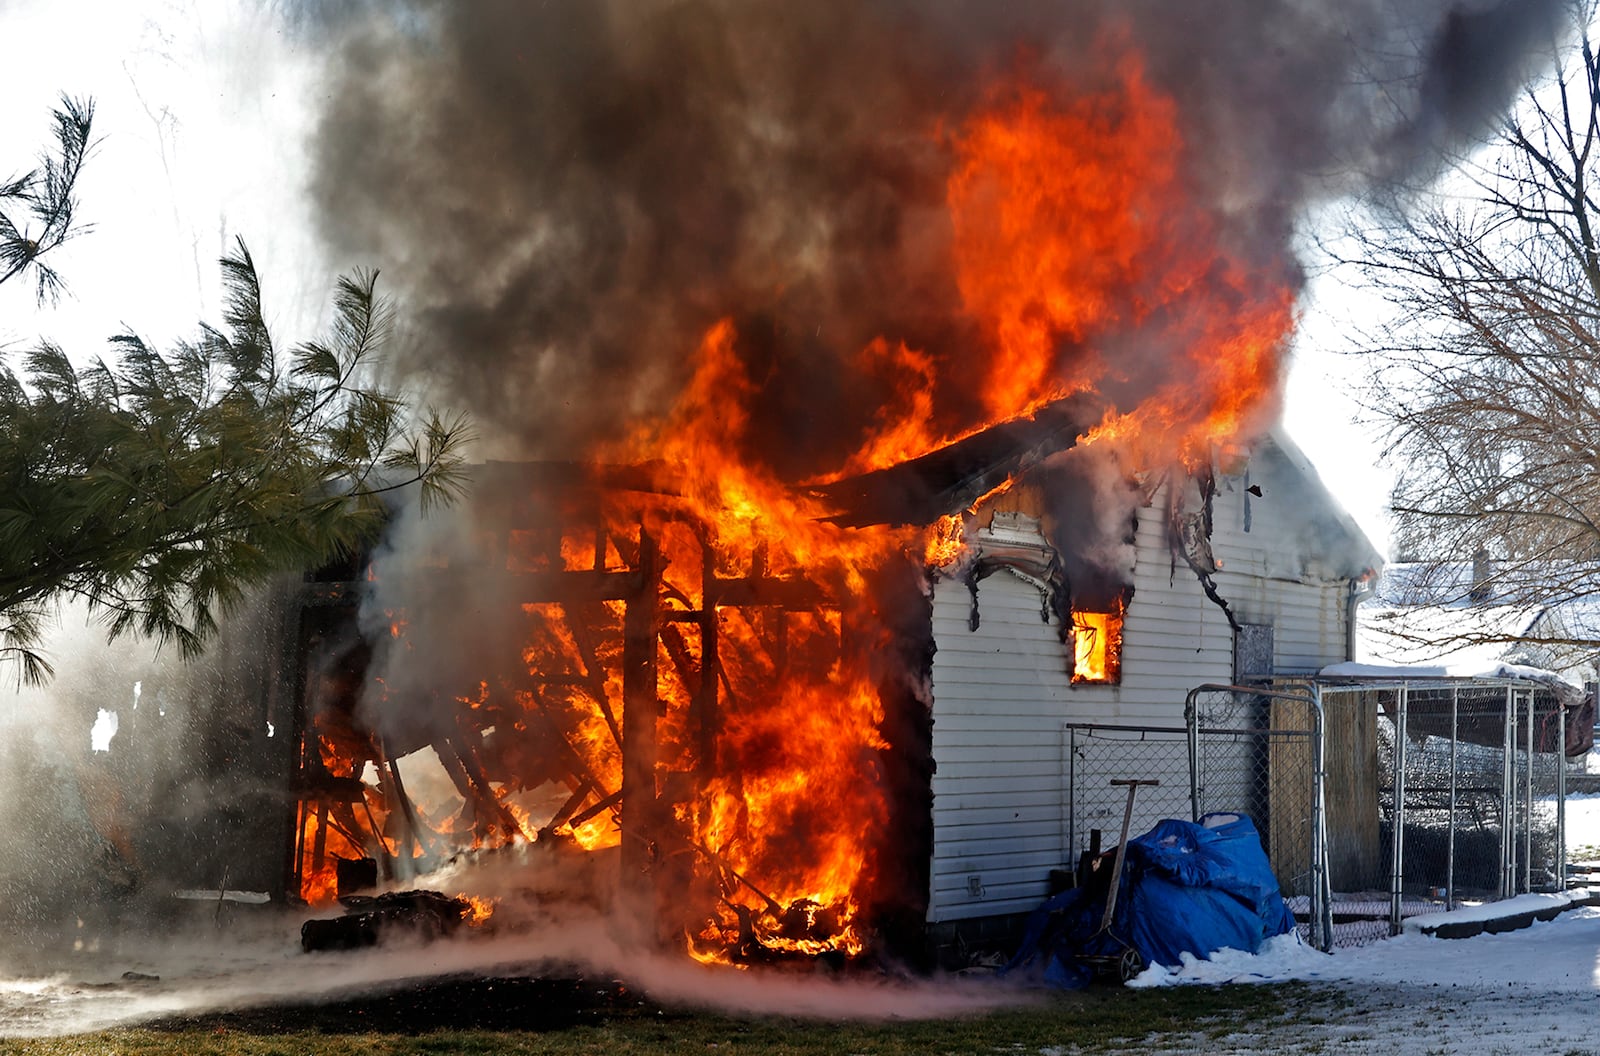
[1251,427,1384,580]
[807,401,1385,578]
[805,393,1106,527]
[1355,600,1546,667]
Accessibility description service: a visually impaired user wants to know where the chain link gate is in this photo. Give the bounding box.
[1062,723,1193,868]
[1185,683,1328,950]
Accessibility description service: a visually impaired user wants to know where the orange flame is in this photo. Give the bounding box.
[948,51,1291,462]
[579,320,904,956]
[1071,607,1125,684]
[620,49,1284,954]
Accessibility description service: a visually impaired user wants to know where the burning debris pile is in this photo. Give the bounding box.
[295,452,944,964]
[300,889,483,952]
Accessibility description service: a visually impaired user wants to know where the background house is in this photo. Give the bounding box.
[1357,559,1600,688]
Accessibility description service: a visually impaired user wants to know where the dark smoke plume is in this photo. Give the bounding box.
[292,0,1568,471]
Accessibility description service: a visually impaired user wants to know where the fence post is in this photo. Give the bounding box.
[1065,726,1077,869]
[1311,685,1331,951]
[1060,724,1070,881]
[1559,696,1568,891]
[1447,687,1458,910]
[1500,686,1514,899]
[1525,690,1535,893]
[1185,690,1201,823]
[1390,685,1408,936]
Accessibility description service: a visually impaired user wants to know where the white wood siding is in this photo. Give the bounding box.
[929,568,1071,921]
[926,470,1356,923]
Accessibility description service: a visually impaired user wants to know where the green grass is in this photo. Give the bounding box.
[0,982,1334,1056]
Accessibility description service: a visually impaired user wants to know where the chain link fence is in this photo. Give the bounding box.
[1062,680,1573,952]
[1319,681,1568,946]
[1063,682,1327,949]
[1063,723,1192,867]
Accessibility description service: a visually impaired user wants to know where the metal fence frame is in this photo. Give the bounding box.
[1315,678,1568,944]
[1185,683,1329,950]
[1062,678,1570,952]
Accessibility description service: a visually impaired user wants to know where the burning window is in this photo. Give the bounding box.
[1070,603,1124,684]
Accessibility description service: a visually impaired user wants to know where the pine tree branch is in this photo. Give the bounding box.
[0,240,472,683]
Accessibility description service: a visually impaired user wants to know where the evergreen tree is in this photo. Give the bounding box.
[0,239,471,684]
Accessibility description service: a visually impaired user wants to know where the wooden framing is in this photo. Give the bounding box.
[282,468,844,938]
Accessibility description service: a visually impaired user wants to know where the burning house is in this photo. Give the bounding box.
[2,0,1569,987]
[135,394,1374,968]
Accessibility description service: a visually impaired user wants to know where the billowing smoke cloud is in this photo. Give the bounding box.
[291,0,1568,472]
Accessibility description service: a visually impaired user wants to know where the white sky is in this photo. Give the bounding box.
[0,0,325,352]
[1286,280,1395,558]
[0,0,1397,558]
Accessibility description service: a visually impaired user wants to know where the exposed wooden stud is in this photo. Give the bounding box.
[775,608,789,676]
[547,778,596,830]
[446,729,526,841]
[310,799,328,879]
[379,739,435,860]
[519,685,617,802]
[696,530,721,773]
[660,622,704,701]
[620,524,663,929]
[565,612,625,750]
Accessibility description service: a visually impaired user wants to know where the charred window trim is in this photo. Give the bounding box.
[964,555,1056,631]
[962,512,1060,632]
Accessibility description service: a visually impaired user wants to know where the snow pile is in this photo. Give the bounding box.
[1400,890,1586,935]
[1126,931,1326,987]
[1131,905,1600,992]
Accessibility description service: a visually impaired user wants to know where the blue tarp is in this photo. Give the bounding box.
[1004,813,1297,988]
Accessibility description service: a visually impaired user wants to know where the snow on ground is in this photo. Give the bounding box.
[1569,790,1600,855]
[1134,906,1600,992]
[1123,907,1600,1054]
